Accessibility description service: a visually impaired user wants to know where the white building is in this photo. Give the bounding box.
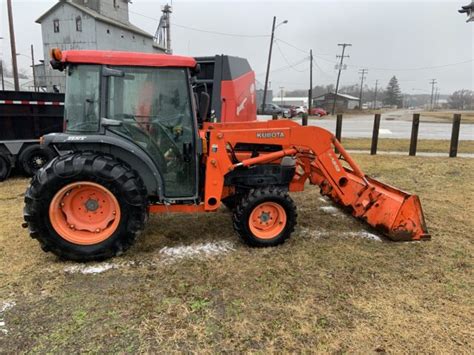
[36,0,165,92]
[272,97,308,107]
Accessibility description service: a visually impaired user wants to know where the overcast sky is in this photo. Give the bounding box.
[1,0,473,94]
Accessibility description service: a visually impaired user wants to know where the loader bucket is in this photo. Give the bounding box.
[314,138,430,242]
[360,175,430,241]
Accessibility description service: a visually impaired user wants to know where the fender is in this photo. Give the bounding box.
[42,132,164,199]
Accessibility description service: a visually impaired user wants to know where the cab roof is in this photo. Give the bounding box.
[60,50,197,68]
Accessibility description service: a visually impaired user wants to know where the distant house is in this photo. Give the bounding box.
[313,92,360,111]
[35,0,165,92]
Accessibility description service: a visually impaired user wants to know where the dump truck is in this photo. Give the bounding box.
[0,91,64,180]
[23,49,430,261]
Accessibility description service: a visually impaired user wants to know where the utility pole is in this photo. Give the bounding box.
[0,61,4,91]
[7,0,19,91]
[429,79,437,110]
[279,86,284,105]
[332,43,351,115]
[373,80,379,109]
[31,44,37,92]
[308,49,313,114]
[262,16,277,113]
[358,68,368,109]
[164,4,172,54]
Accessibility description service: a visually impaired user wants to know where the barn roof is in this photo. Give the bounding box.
[313,92,359,101]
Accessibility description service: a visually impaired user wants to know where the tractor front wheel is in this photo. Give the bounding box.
[233,187,297,247]
[23,152,147,261]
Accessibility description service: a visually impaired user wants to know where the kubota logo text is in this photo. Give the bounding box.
[256,131,285,139]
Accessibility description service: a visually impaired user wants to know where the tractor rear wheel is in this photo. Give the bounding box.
[23,152,147,261]
[233,187,297,247]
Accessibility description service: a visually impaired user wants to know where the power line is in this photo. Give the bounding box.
[274,38,308,54]
[255,56,310,76]
[314,55,474,72]
[129,9,269,38]
[274,40,308,73]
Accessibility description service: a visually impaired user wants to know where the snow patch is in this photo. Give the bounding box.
[160,241,235,261]
[0,301,16,335]
[298,227,329,239]
[64,261,134,275]
[347,231,382,241]
[379,128,393,135]
[63,241,235,274]
[319,206,346,217]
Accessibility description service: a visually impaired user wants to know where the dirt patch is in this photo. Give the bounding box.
[0,156,473,352]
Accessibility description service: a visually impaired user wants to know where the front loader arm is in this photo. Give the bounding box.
[203,121,430,241]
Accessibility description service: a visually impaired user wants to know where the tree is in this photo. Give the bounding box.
[448,90,473,110]
[384,76,403,108]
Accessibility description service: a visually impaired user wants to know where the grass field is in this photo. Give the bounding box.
[342,138,474,154]
[0,155,473,352]
[421,111,474,124]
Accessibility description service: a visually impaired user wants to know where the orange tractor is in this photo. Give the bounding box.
[23,49,429,261]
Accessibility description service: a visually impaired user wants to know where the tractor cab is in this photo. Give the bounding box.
[49,49,208,200]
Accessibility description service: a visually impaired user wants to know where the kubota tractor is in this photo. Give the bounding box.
[23,49,430,261]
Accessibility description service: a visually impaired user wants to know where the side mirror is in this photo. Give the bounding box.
[101,117,122,127]
[199,92,210,121]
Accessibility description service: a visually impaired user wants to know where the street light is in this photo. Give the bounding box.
[261,17,288,114]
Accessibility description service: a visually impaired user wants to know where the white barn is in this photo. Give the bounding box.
[36,0,165,92]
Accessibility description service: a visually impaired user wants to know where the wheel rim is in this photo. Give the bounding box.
[30,154,47,170]
[249,202,287,239]
[49,182,121,245]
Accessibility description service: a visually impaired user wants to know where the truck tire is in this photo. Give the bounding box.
[18,145,56,177]
[0,155,12,182]
[233,187,297,247]
[23,152,147,261]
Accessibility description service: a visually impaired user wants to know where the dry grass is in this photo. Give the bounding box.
[421,111,474,124]
[0,155,473,352]
[342,138,474,154]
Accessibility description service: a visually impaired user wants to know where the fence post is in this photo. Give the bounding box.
[302,113,308,126]
[370,113,381,155]
[449,114,461,158]
[409,113,420,156]
[272,113,278,120]
[335,114,343,142]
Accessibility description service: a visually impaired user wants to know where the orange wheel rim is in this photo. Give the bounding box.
[249,202,287,239]
[49,182,121,245]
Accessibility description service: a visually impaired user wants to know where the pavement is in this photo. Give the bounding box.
[258,110,474,140]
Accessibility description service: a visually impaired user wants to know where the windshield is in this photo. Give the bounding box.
[64,65,101,132]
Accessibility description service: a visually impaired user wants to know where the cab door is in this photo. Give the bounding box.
[106,66,198,199]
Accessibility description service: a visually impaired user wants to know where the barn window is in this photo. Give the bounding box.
[75,16,82,32]
[53,19,60,33]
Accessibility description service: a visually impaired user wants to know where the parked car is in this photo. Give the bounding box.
[279,104,297,118]
[257,103,290,118]
[294,106,307,116]
[309,107,327,117]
